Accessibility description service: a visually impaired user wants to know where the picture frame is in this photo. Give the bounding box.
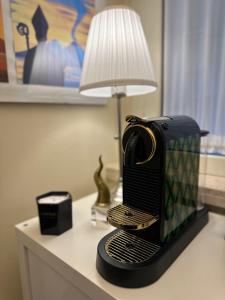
[0,0,106,105]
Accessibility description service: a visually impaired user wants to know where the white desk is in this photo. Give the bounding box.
[15,193,225,300]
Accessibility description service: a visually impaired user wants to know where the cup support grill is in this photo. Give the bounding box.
[107,204,158,230]
[105,230,160,264]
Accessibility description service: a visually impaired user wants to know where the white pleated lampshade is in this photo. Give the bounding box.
[79,6,157,97]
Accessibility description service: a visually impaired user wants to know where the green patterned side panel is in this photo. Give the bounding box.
[163,134,200,242]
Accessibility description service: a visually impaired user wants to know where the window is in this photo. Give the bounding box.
[163,0,225,156]
[163,0,225,212]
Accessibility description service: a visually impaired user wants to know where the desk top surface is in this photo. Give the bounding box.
[16,193,225,300]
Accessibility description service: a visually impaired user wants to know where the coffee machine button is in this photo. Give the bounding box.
[161,123,169,130]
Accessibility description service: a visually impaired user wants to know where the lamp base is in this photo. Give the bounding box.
[111,178,123,205]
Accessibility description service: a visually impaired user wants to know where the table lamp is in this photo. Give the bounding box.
[79,6,157,202]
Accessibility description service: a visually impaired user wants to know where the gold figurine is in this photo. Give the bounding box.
[91,156,113,226]
[94,155,110,206]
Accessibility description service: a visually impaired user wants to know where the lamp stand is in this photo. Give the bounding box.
[111,93,125,204]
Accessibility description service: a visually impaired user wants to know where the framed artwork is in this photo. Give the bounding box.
[0,0,8,82]
[0,0,105,105]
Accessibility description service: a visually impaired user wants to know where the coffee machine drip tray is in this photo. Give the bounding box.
[107,204,158,230]
[105,230,160,264]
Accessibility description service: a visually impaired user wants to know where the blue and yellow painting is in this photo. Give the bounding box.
[10,0,95,88]
[0,0,8,82]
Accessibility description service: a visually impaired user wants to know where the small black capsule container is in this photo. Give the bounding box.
[36,191,72,235]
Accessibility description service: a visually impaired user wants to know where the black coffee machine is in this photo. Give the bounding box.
[96,115,208,288]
